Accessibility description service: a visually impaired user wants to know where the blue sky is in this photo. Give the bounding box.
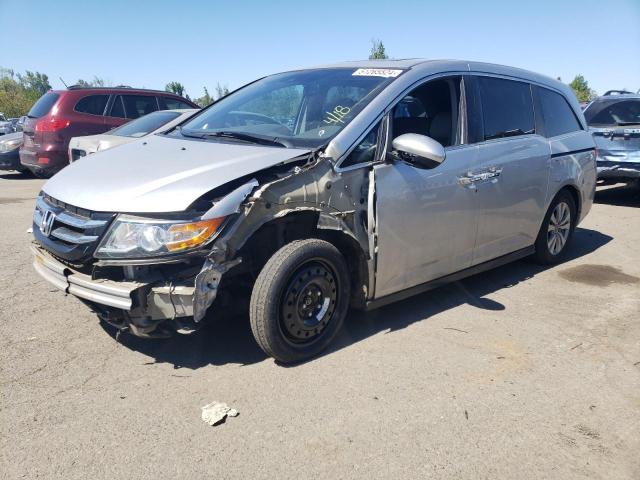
[1,0,638,97]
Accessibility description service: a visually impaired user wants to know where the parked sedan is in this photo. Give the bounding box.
[0,132,25,172]
[69,109,198,162]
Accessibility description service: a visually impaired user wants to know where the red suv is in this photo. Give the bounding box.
[20,87,198,177]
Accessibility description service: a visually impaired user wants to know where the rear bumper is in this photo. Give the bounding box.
[597,161,640,180]
[20,146,68,174]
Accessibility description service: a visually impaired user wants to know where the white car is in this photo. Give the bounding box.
[68,109,198,162]
[0,113,12,135]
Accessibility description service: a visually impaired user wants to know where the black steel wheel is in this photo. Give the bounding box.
[250,239,350,363]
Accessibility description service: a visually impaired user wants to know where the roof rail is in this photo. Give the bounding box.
[67,84,133,90]
[603,89,634,96]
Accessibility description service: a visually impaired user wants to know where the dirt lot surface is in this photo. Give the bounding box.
[1,171,639,480]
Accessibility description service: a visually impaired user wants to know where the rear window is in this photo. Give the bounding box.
[74,95,109,116]
[110,110,181,137]
[478,77,535,140]
[27,92,60,118]
[584,99,640,126]
[538,88,582,137]
[160,97,194,110]
[122,95,158,119]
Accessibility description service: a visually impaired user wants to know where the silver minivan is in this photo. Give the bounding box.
[31,60,596,363]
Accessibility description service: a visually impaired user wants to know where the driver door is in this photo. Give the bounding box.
[372,76,481,298]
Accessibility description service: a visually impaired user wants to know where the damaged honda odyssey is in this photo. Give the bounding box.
[31,60,596,363]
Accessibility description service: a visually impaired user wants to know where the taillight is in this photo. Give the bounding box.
[35,118,70,132]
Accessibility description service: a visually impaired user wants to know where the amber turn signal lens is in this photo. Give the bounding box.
[166,217,225,252]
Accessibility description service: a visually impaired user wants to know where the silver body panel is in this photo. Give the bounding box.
[472,135,550,264]
[43,135,309,213]
[373,145,480,298]
[547,131,596,223]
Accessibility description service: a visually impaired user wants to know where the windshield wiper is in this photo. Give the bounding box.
[181,129,286,147]
[615,121,640,126]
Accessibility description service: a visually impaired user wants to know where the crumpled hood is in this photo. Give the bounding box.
[43,134,309,213]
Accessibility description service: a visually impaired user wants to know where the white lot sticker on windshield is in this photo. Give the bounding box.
[352,68,402,78]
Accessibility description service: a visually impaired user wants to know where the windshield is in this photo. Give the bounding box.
[28,92,60,118]
[110,110,182,137]
[179,68,402,148]
[584,98,640,126]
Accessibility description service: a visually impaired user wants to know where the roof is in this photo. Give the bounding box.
[309,58,433,69]
[593,92,640,101]
[296,58,565,89]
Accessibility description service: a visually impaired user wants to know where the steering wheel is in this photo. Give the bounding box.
[224,111,292,134]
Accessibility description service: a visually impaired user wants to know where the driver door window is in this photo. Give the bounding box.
[391,76,462,149]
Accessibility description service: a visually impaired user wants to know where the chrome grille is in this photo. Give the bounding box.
[33,194,114,264]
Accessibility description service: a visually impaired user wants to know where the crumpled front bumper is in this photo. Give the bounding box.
[31,243,196,321]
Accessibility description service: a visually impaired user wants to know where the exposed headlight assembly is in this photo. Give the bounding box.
[95,215,226,259]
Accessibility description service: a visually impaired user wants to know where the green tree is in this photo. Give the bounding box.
[569,75,597,102]
[0,68,43,117]
[76,76,108,87]
[17,70,51,96]
[369,39,388,60]
[165,81,186,97]
[194,86,213,107]
[214,82,229,100]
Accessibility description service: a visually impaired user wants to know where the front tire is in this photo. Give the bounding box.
[249,239,351,364]
[532,190,577,264]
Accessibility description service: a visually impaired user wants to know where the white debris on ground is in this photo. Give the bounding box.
[201,401,239,426]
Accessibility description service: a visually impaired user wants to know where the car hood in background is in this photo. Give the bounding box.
[69,134,133,158]
[43,135,309,213]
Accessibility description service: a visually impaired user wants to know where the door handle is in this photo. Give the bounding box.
[472,167,503,182]
[458,167,502,187]
[457,172,477,189]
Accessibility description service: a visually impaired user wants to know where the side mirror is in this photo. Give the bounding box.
[392,133,446,167]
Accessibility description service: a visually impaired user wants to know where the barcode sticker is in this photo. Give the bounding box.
[352,68,402,78]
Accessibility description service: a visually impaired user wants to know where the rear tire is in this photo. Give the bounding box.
[249,239,350,364]
[532,190,577,265]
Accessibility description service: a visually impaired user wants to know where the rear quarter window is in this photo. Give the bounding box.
[160,97,194,110]
[74,95,109,116]
[478,77,535,140]
[27,92,60,118]
[538,88,582,137]
[122,95,159,119]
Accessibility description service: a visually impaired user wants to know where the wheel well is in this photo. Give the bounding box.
[235,211,369,309]
[558,185,581,220]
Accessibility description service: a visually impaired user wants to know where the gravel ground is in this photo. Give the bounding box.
[1,171,639,480]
